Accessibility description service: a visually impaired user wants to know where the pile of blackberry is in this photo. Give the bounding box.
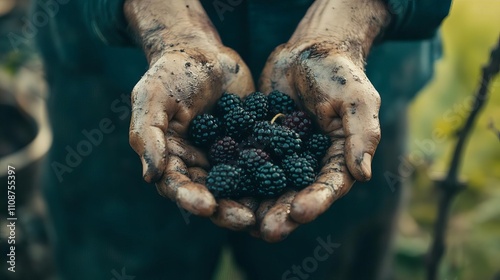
[188,91,331,198]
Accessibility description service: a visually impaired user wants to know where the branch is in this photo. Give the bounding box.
[426,36,500,280]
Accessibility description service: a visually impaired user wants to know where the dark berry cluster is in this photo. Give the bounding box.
[188,91,331,198]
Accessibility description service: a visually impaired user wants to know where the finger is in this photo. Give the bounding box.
[237,197,260,212]
[210,199,256,231]
[129,79,169,183]
[255,198,277,223]
[187,167,207,185]
[168,137,210,169]
[249,198,277,238]
[340,68,381,182]
[156,155,216,216]
[290,139,355,224]
[260,191,300,243]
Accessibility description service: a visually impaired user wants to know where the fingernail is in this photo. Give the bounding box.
[360,153,372,180]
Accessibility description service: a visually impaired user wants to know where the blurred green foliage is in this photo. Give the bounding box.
[397,0,500,279]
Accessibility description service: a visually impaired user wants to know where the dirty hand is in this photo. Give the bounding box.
[125,0,256,230]
[256,0,389,242]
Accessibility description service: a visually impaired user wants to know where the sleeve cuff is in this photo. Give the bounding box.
[83,0,134,46]
[383,0,452,40]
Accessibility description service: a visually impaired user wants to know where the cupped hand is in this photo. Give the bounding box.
[128,39,257,229]
[257,39,381,242]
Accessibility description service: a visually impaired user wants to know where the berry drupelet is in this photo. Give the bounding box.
[209,136,239,165]
[223,107,256,140]
[269,125,303,157]
[282,154,316,189]
[215,92,243,117]
[255,162,287,197]
[306,133,331,160]
[244,92,268,121]
[267,90,297,116]
[188,114,221,147]
[283,111,313,139]
[206,164,242,198]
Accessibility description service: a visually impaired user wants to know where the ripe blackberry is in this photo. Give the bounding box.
[283,111,313,139]
[244,91,268,121]
[302,151,319,171]
[215,92,243,117]
[306,133,331,159]
[269,125,302,157]
[224,107,256,139]
[255,162,287,197]
[238,148,271,173]
[206,164,241,198]
[188,114,221,147]
[282,155,316,189]
[268,90,296,116]
[209,136,239,165]
[250,121,275,149]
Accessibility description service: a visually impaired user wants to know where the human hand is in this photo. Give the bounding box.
[256,0,389,242]
[125,0,256,230]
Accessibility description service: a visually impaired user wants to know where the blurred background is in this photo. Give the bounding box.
[396,0,500,279]
[0,0,498,279]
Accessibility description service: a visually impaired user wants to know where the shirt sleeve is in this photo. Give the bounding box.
[82,0,133,46]
[383,0,453,40]
[82,0,453,45]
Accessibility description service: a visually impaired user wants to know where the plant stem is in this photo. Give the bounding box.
[426,36,500,280]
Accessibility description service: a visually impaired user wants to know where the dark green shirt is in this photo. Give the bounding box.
[82,0,452,45]
[34,0,450,187]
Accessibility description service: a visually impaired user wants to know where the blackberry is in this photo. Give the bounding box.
[282,155,315,189]
[206,164,241,198]
[215,92,243,117]
[268,90,296,116]
[224,107,256,139]
[269,125,302,157]
[255,162,287,197]
[250,121,275,149]
[306,133,331,159]
[244,91,268,121]
[302,151,319,171]
[238,148,271,173]
[188,114,221,147]
[283,111,313,139]
[209,136,239,165]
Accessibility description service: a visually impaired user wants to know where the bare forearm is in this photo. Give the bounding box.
[290,0,389,67]
[124,0,221,63]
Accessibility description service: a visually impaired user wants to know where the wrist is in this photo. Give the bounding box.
[289,0,389,68]
[124,0,222,64]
